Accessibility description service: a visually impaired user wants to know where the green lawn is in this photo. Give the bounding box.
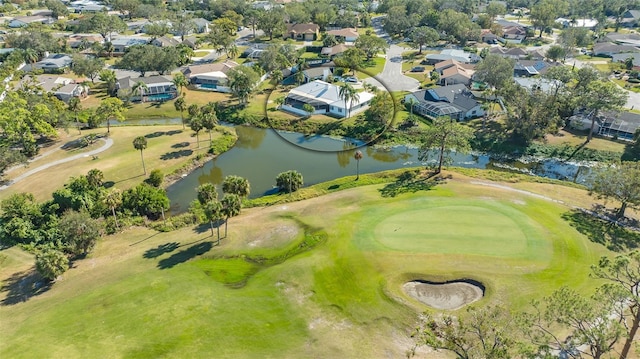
[0,176,613,357]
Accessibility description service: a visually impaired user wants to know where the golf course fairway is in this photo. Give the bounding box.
[0,175,611,358]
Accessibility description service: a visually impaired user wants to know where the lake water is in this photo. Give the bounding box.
[165,126,592,214]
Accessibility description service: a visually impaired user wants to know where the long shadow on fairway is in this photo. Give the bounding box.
[0,269,51,306]
[378,170,438,198]
[144,242,180,259]
[157,241,214,269]
[562,210,640,252]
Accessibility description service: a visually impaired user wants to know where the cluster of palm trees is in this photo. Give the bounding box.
[338,83,360,119]
[187,103,218,148]
[196,175,250,243]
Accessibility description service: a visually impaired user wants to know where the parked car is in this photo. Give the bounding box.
[345,76,358,83]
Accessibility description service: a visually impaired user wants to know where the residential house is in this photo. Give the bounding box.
[284,23,320,41]
[72,4,107,13]
[604,33,640,47]
[152,36,180,47]
[182,36,199,49]
[241,44,270,59]
[301,67,333,83]
[126,19,151,32]
[32,54,73,73]
[282,80,374,118]
[192,18,210,34]
[425,49,480,65]
[621,10,640,28]
[404,84,484,121]
[612,52,640,69]
[570,111,640,141]
[19,75,88,102]
[502,26,527,43]
[8,15,54,28]
[489,46,528,59]
[326,28,359,43]
[181,60,239,92]
[433,59,475,86]
[480,29,498,44]
[514,77,560,93]
[527,49,546,60]
[593,42,638,57]
[116,75,177,102]
[321,43,351,57]
[251,1,274,11]
[555,17,598,28]
[67,34,103,49]
[514,60,559,77]
[111,36,149,54]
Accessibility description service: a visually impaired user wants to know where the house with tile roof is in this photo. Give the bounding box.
[593,42,638,57]
[326,28,359,42]
[425,49,480,64]
[182,61,240,92]
[284,23,320,41]
[116,75,177,102]
[433,60,475,86]
[489,46,528,59]
[152,36,180,47]
[19,75,88,102]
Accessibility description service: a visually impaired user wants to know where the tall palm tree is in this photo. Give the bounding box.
[104,41,115,58]
[67,97,82,135]
[104,188,122,230]
[86,168,104,188]
[220,193,241,238]
[172,72,189,96]
[339,83,359,118]
[133,136,148,174]
[227,43,238,59]
[132,81,148,103]
[406,97,417,117]
[354,150,363,180]
[174,96,187,129]
[203,200,222,243]
[222,175,250,198]
[190,115,204,148]
[201,110,218,145]
[196,183,218,205]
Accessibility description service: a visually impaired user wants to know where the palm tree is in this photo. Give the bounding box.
[271,70,284,88]
[24,48,38,66]
[104,41,114,57]
[174,96,187,129]
[190,114,204,148]
[67,97,82,135]
[203,200,223,243]
[220,193,241,238]
[188,103,200,118]
[104,188,122,230]
[354,150,363,180]
[227,43,238,59]
[132,81,148,103]
[406,97,417,117]
[133,136,148,174]
[196,183,218,205]
[201,110,218,145]
[294,70,305,85]
[339,83,359,118]
[86,168,104,188]
[172,72,189,96]
[222,175,250,198]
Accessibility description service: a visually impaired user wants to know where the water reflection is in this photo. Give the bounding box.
[336,142,357,168]
[235,126,267,149]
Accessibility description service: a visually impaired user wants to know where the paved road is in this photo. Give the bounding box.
[364,15,420,92]
[0,138,114,191]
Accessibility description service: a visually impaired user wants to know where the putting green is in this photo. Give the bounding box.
[374,201,547,258]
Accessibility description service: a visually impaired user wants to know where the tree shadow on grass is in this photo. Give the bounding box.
[160,149,193,160]
[561,210,640,252]
[143,242,179,259]
[0,269,51,306]
[378,170,438,198]
[171,142,190,149]
[145,131,165,138]
[157,241,214,269]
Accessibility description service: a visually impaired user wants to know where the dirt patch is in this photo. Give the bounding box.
[403,280,484,310]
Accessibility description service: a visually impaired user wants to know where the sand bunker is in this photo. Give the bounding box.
[403,280,484,310]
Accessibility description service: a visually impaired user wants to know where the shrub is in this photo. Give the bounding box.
[145,169,164,187]
[35,248,69,281]
[276,170,304,193]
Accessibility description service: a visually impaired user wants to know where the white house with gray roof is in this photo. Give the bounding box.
[116,75,177,102]
[282,80,375,118]
[404,84,484,121]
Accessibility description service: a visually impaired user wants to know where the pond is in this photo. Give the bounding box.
[165,126,592,214]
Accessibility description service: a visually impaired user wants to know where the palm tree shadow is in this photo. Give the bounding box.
[157,241,214,269]
[143,242,180,259]
[0,269,51,306]
[378,170,438,198]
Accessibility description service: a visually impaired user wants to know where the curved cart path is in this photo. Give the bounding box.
[0,138,114,191]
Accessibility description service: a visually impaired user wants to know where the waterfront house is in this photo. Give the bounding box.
[282,80,374,118]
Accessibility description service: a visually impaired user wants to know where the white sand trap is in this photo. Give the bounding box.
[403,280,484,310]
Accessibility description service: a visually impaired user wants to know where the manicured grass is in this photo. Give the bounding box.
[0,125,234,201]
[356,57,386,79]
[0,172,618,358]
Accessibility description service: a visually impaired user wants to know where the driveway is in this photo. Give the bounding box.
[364,15,420,92]
[0,138,114,191]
